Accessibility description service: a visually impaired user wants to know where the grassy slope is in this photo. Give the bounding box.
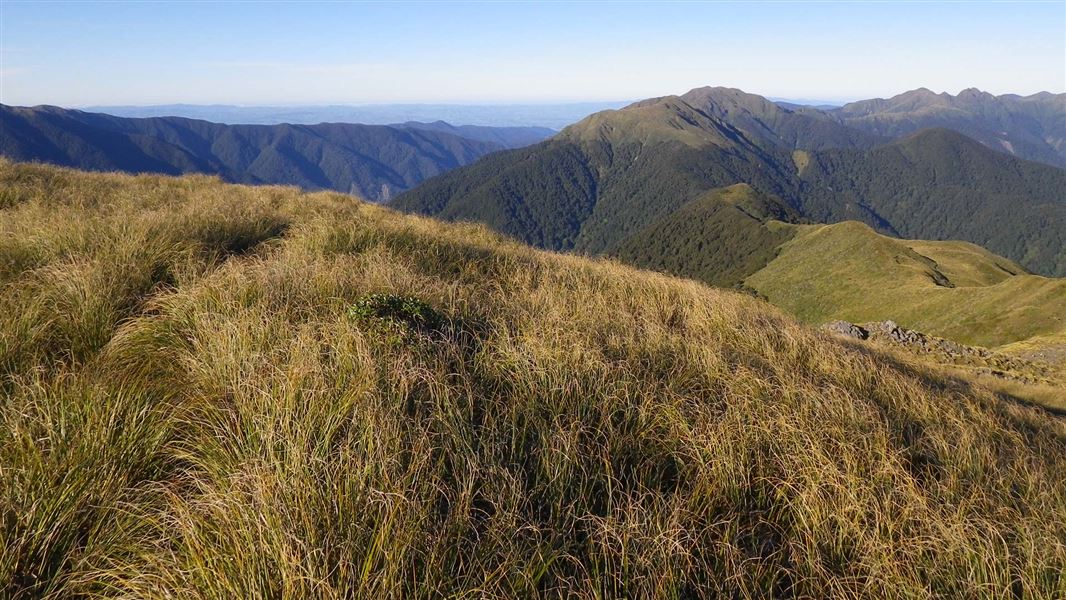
[2,161,1065,599]
[796,129,1066,277]
[998,330,1066,384]
[745,220,1066,348]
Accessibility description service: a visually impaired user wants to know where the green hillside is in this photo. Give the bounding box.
[3,162,1064,598]
[679,86,882,150]
[611,184,801,287]
[391,122,800,255]
[745,221,1066,348]
[0,104,542,202]
[796,129,1066,277]
[394,89,1066,277]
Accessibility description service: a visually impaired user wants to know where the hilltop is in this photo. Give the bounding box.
[3,161,1063,598]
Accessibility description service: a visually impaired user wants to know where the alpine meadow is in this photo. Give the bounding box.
[1,1,1065,598]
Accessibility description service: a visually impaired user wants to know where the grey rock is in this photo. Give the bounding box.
[823,320,869,340]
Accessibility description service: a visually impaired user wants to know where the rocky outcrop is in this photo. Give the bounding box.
[823,320,868,340]
[864,320,989,359]
[822,319,1057,386]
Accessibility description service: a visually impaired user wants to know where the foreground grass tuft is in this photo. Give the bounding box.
[2,160,1064,599]
[348,293,445,333]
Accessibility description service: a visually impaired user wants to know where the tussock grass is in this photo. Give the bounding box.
[2,160,1065,598]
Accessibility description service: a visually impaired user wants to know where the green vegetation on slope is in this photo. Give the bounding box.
[2,162,1065,598]
[797,128,1066,277]
[745,220,1066,348]
[394,91,1066,277]
[611,184,801,287]
[0,104,538,202]
[679,86,883,151]
[392,133,799,255]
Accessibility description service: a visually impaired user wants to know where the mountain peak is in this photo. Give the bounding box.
[680,86,779,115]
[957,87,994,100]
[560,95,749,149]
[891,126,987,150]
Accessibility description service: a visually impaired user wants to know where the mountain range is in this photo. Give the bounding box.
[392,87,1066,277]
[2,86,1064,277]
[829,88,1066,168]
[82,102,628,129]
[0,104,553,201]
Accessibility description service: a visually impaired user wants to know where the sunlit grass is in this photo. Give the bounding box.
[2,160,1064,598]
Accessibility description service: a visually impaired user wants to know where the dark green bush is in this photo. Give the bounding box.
[348,293,444,333]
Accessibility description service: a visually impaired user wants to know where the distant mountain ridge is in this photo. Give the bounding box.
[829,88,1066,168]
[0,104,553,201]
[393,86,1066,276]
[81,102,625,129]
[393,120,555,148]
[677,87,884,151]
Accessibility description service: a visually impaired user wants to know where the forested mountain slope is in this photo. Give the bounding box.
[0,104,550,201]
[394,91,1066,276]
[794,128,1066,276]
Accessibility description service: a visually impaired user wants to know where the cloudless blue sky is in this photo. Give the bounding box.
[1,1,1063,106]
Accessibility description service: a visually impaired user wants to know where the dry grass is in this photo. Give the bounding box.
[2,160,1065,599]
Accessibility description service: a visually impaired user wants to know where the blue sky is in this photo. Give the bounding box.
[1,1,1063,106]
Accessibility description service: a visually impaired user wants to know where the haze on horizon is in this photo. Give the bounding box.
[1,0,1063,108]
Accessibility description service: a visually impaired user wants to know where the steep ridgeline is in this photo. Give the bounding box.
[394,87,1066,276]
[831,88,1066,168]
[0,104,553,201]
[680,86,884,150]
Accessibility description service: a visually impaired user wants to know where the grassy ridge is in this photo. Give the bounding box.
[746,221,1066,348]
[2,161,1065,598]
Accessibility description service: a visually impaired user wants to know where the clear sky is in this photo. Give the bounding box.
[1,1,1063,107]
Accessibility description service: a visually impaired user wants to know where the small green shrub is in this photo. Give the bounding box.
[348,293,444,333]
